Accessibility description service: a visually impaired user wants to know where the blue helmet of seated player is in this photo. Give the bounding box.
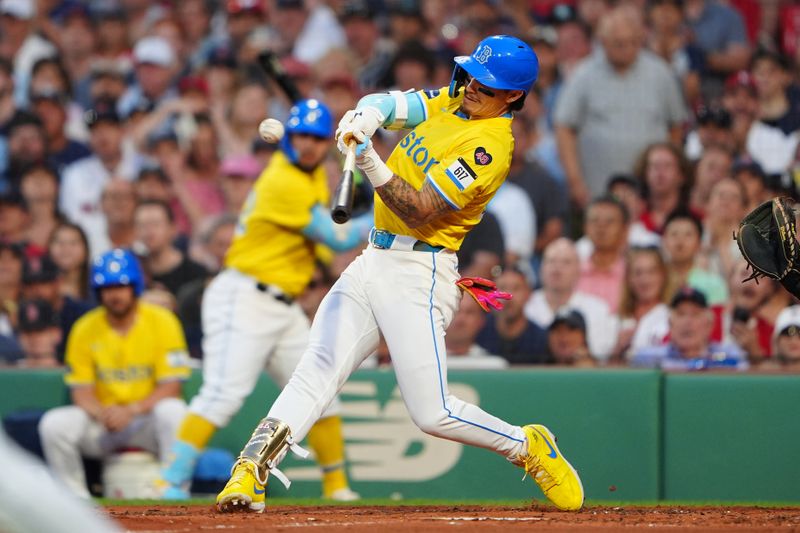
[90,248,145,317]
[280,99,333,172]
[449,35,539,111]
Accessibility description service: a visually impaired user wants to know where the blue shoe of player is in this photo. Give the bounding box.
[216,459,266,513]
[511,424,584,511]
[151,478,190,500]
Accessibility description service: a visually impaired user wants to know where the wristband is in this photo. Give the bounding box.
[356,145,393,188]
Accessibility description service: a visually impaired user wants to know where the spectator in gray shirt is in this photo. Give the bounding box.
[554,6,687,208]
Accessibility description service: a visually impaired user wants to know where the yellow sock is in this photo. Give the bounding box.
[176,413,217,450]
[306,415,349,497]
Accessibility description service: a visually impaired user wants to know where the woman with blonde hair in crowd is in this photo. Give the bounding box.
[612,246,674,361]
[47,222,91,301]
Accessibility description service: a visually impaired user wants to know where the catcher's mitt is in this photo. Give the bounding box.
[735,197,800,295]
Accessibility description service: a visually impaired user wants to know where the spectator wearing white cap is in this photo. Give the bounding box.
[0,0,57,106]
[117,36,179,119]
[769,306,800,371]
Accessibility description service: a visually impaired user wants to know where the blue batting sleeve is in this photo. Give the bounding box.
[357,92,426,129]
[302,204,374,252]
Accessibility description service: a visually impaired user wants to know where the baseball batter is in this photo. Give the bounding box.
[216,35,584,513]
[156,100,372,502]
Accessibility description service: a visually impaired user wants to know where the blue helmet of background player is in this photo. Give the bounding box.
[449,35,539,110]
[280,99,333,165]
[90,248,145,296]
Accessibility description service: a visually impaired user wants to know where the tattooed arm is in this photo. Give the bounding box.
[376,177,452,229]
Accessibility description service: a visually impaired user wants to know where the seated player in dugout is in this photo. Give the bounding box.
[215,36,584,513]
[154,99,372,501]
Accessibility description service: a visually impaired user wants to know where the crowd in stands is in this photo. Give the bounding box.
[0,0,799,372]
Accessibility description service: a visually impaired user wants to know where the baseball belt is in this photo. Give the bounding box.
[369,228,446,253]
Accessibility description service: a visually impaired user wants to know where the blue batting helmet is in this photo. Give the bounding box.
[280,99,333,164]
[91,248,145,296]
[449,35,539,98]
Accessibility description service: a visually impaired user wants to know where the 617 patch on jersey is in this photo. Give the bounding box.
[446,157,478,191]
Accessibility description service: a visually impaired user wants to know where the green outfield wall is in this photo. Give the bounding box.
[0,368,797,502]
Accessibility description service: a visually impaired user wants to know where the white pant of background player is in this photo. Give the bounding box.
[39,398,186,498]
[269,243,528,457]
[187,268,339,429]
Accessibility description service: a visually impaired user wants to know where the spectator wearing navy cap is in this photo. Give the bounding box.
[476,265,549,365]
[21,253,93,362]
[30,86,91,173]
[86,60,129,109]
[91,5,129,65]
[386,0,427,45]
[339,0,395,91]
[752,51,800,136]
[684,104,735,161]
[732,160,771,212]
[53,3,96,99]
[16,297,61,367]
[2,110,47,189]
[631,287,746,370]
[547,309,594,367]
[721,70,758,153]
[60,101,138,257]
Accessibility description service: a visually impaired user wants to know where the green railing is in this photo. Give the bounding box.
[1,368,797,502]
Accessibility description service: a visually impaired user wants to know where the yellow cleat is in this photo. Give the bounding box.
[216,459,267,513]
[514,424,584,511]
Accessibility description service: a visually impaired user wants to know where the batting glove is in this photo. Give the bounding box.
[456,277,513,312]
[335,106,386,146]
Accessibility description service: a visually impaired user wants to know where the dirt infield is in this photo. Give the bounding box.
[108,504,800,532]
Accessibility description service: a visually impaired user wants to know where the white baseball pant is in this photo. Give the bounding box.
[188,269,339,427]
[39,397,186,498]
[0,428,121,533]
[269,244,527,458]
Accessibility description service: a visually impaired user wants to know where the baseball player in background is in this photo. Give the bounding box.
[216,36,584,513]
[156,99,372,503]
[38,249,190,499]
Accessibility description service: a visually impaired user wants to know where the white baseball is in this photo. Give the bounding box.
[258,118,285,143]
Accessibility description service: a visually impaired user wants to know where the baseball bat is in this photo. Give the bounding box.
[331,139,357,224]
[256,50,302,103]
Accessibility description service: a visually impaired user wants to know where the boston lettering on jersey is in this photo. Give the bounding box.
[398,131,439,173]
[96,365,154,382]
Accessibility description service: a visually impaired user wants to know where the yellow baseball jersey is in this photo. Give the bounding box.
[64,302,190,406]
[225,151,329,296]
[376,88,514,250]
